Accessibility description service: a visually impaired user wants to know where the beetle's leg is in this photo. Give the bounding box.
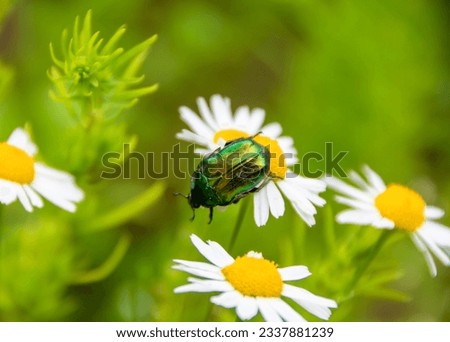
[208,207,214,224]
[190,208,196,222]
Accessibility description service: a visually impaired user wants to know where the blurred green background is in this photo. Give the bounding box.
[0,0,449,321]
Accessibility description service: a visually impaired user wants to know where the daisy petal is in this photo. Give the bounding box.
[16,186,33,212]
[256,298,283,322]
[282,284,337,320]
[23,185,43,208]
[247,108,265,133]
[416,228,450,266]
[284,175,326,206]
[174,283,211,293]
[325,176,373,203]
[278,265,311,281]
[211,291,242,309]
[270,299,306,322]
[197,96,219,131]
[277,137,295,152]
[211,95,232,127]
[410,233,437,277]
[335,195,375,211]
[32,167,84,212]
[283,284,337,308]
[172,264,224,280]
[179,106,214,139]
[348,170,372,190]
[234,106,250,127]
[254,187,270,227]
[7,128,37,156]
[0,179,18,204]
[175,282,226,293]
[362,165,386,192]
[261,122,282,138]
[266,181,285,218]
[292,202,316,227]
[190,234,234,268]
[34,164,82,191]
[174,277,233,293]
[336,209,386,226]
[173,259,222,273]
[236,296,259,321]
[277,179,317,216]
[420,221,450,247]
[371,216,396,229]
[176,129,211,146]
[425,206,445,220]
[288,173,326,192]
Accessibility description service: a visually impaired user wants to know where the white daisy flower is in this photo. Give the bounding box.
[176,94,326,227]
[173,234,337,322]
[325,165,450,277]
[0,128,84,212]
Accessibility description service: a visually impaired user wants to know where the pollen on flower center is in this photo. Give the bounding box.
[213,129,249,144]
[253,135,287,179]
[375,184,425,232]
[221,255,283,297]
[0,142,35,184]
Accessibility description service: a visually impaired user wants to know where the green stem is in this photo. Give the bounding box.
[204,303,214,322]
[88,182,165,231]
[345,230,391,296]
[323,205,337,253]
[228,198,249,252]
[71,233,131,284]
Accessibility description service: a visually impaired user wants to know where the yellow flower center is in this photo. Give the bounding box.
[375,184,425,232]
[213,129,248,144]
[221,255,283,297]
[253,135,287,179]
[213,129,287,179]
[0,142,35,184]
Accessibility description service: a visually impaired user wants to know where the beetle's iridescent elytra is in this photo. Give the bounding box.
[177,135,271,223]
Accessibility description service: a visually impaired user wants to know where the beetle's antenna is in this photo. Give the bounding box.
[251,131,263,139]
[174,192,196,222]
[173,192,189,199]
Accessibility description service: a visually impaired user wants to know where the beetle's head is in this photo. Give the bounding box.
[188,194,201,209]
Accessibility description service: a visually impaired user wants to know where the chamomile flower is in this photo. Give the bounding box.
[325,165,450,277]
[0,128,84,212]
[173,234,337,322]
[176,94,326,227]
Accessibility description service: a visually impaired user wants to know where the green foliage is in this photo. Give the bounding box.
[0,5,165,322]
[48,10,158,122]
[0,61,13,100]
[46,10,159,178]
[0,0,14,30]
[0,218,75,321]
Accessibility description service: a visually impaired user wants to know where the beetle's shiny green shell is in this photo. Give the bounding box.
[189,137,270,213]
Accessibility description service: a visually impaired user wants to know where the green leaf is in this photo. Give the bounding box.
[87,182,166,231]
[71,233,132,284]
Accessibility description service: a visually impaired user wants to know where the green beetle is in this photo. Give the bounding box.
[177,136,271,223]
